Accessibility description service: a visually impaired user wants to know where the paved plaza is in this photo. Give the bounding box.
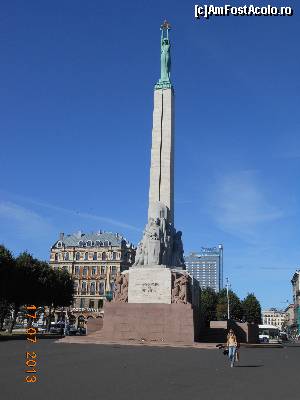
[1,340,299,400]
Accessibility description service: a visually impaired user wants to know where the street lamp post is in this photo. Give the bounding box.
[226,277,231,320]
[64,308,69,336]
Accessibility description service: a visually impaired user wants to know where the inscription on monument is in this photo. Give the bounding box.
[128,268,172,304]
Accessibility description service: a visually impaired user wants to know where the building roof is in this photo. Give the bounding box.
[184,246,223,261]
[51,231,133,249]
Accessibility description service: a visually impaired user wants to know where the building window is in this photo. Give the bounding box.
[84,252,89,261]
[96,240,103,247]
[74,281,78,293]
[81,281,87,294]
[75,266,79,275]
[80,298,85,309]
[87,240,93,247]
[55,253,58,261]
[101,266,106,275]
[93,252,97,261]
[75,252,80,261]
[92,267,96,276]
[63,266,68,272]
[102,252,107,261]
[90,282,96,295]
[78,240,84,247]
[83,267,88,277]
[89,300,95,309]
[57,241,62,248]
[112,252,117,260]
[99,282,105,295]
[64,252,69,261]
[98,299,103,309]
[111,266,117,276]
[104,240,110,247]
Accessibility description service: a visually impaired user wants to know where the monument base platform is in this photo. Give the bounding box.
[93,302,200,344]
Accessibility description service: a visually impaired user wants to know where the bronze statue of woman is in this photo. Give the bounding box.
[160,31,171,82]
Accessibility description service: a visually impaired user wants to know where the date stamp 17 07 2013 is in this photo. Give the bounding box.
[24,305,38,383]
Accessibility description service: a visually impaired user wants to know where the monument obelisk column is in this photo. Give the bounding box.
[148,86,174,225]
[132,20,185,272]
[148,21,174,225]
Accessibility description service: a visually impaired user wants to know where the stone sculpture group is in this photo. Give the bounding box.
[133,202,185,268]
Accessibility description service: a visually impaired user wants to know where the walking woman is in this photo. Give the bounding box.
[226,329,238,368]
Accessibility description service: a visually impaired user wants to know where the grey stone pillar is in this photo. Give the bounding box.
[148,88,174,225]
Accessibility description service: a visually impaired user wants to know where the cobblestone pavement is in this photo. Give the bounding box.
[1,340,299,400]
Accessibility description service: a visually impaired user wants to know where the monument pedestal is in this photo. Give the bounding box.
[98,302,197,344]
[100,267,201,344]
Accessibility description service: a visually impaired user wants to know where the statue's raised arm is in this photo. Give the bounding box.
[159,20,171,84]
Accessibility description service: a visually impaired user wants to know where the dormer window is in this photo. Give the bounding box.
[86,240,93,247]
[104,240,110,247]
[78,240,84,247]
[57,241,63,248]
[96,240,103,247]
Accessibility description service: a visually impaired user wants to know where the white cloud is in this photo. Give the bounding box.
[211,170,284,238]
[0,193,141,233]
[0,201,53,238]
[23,198,141,232]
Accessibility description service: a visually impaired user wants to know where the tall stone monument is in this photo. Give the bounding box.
[98,22,200,344]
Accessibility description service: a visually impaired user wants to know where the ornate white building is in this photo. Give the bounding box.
[49,231,135,312]
[262,309,287,330]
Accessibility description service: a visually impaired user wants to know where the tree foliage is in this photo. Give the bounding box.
[241,293,262,324]
[0,245,74,333]
[216,289,243,321]
[200,286,261,324]
[200,287,218,325]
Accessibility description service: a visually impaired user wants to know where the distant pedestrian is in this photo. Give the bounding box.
[226,329,238,368]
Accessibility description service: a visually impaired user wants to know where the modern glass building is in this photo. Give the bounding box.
[184,245,223,292]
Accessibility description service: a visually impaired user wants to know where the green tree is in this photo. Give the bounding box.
[15,254,74,332]
[200,287,218,326]
[0,244,15,300]
[0,245,16,330]
[216,289,243,321]
[0,300,12,330]
[0,246,74,333]
[44,267,74,332]
[242,293,262,323]
[7,252,35,333]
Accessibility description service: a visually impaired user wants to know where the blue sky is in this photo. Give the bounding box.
[0,1,299,309]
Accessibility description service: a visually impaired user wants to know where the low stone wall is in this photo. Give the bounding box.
[233,322,258,343]
[204,320,259,343]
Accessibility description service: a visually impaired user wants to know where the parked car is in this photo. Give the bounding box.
[68,325,78,336]
[37,326,47,333]
[50,323,65,334]
[279,332,288,341]
[77,326,86,336]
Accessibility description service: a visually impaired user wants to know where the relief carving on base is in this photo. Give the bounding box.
[113,273,129,303]
[171,272,191,304]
